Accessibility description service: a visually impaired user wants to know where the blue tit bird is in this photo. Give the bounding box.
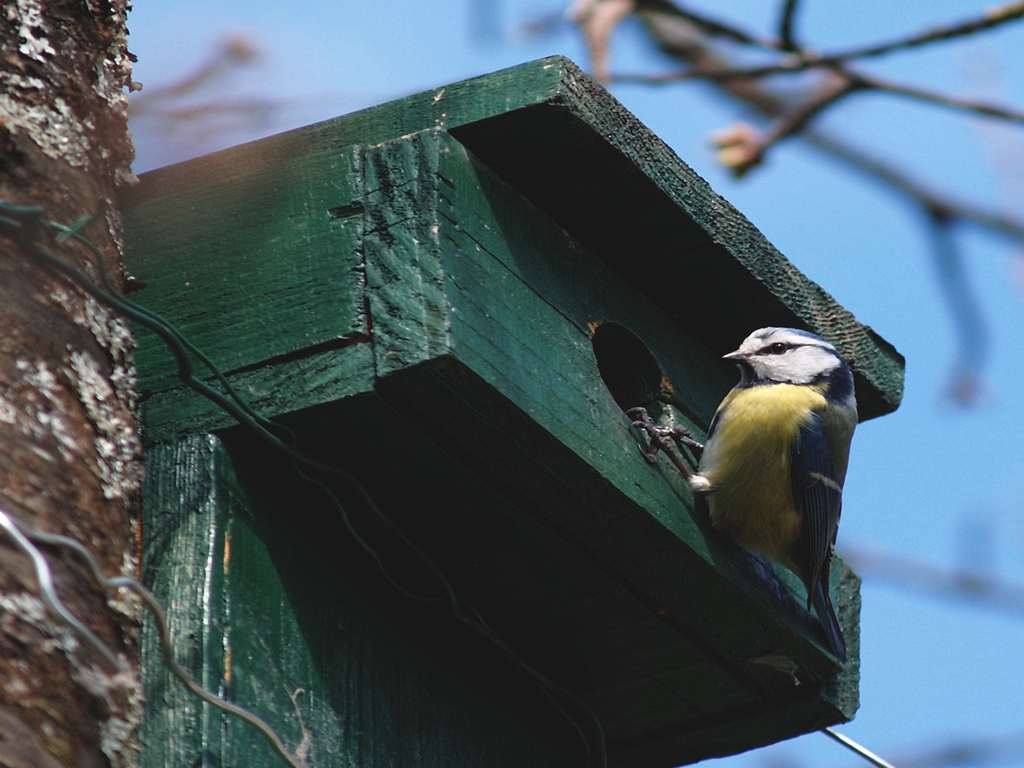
[688,327,858,662]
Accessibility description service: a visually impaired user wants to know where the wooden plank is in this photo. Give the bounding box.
[139,435,222,766]
[272,389,763,747]
[139,341,375,443]
[142,431,591,768]
[363,130,451,377]
[369,356,860,768]
[123,146,366,394]
[130,128,863,767]
[140,387,854,768]
[274,393,761,741]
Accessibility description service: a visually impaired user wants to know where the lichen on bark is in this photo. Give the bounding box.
[0,1,145,765]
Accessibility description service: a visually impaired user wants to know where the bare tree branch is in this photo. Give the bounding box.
[761,75,858,151]
[712,75,860,176]
[894,729,1024,768]
[129,35,282,158]
[135,100,277,125]
[614,0,1024,107]
[637,0,776,49]
[586,0,1024,402]
[129,35,260,109]
[822,1,1024,67]
[569,0,637,83]
[777,0,800,52]
[800,130,1024,243]
[613,63,1024,126]
[626,1,1024,78]
[927,215,989,405]
[846,70,1024,124]
[620,3,1024,241]
[815,727,1024,768]
[840,543,1024,617]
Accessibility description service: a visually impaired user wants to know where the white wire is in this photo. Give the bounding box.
[0,507,310,768]
[0,508,124,672]
[823,727,898,768]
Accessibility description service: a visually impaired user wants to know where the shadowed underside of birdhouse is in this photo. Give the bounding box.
[123,56,902,768]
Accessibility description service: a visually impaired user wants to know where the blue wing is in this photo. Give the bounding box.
[790,412,846,660]
[790,412,843,595]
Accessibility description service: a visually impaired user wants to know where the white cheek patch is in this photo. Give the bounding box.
[752,344,841,385]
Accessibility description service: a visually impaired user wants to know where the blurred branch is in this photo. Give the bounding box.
[611,0,1024,130]
[805,726,1024,768]
[828,728,1024,768]
[130,35,260,110]
[711,75,860,176]
[611,17,1024,129]
[927,212,990,404]
[129,34,279,145]
[846,70,1024,124]
[821,1,1024,67]
[777,0,800,52]
[616,1,1024,80]
[633,0,775,49]
[615,64,1024,125]
[574,0,1024,403]
[135,100,277,124]
[800,131,1024,243]
[618,1,1024,242]
[570,0,637,83]
[893,728,1024,768]
[839,543,1024,617]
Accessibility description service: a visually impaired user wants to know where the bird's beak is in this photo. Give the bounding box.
[722,349,746,361]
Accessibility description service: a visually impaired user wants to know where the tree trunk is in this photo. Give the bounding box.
[0,2,142,765]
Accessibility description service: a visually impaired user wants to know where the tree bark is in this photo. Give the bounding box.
[0,1,142,766]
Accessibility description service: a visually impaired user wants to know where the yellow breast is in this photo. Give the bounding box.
[698,384,827,572]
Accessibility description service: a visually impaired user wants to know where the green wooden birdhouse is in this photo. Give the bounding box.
[123,56,903,768]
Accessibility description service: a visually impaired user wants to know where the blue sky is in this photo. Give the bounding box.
[127,2,1024,766]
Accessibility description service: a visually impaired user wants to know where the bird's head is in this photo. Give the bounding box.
[725,327,853,400]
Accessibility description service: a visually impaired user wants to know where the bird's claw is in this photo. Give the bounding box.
[628,407,704,452]
[626,407,703,477]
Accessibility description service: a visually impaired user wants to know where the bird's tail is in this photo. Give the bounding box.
[811,580,847,663]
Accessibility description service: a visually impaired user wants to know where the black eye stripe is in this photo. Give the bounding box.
[760,341,792,355]
[755,340,842,361]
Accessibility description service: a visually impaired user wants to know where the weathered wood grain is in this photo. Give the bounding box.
[142,433,587,767]
[125,146,366,394]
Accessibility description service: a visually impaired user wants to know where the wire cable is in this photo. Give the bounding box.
[0,508,124,673]
[0,506,310,768]
[823,727,898,768]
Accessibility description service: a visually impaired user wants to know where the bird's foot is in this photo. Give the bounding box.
[627,407,703,477]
